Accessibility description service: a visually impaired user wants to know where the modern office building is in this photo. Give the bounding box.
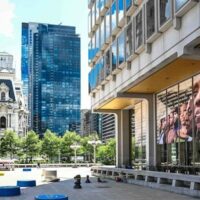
[21,23,80,136]
[101,113,115,142]
[88,0,200,171]
[0,52,28,137]
[80,109,102,136]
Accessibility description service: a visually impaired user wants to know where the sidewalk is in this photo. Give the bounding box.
[0,168,196,200]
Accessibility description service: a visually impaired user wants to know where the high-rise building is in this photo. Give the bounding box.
[88,0,200,171]
[101,113,115,142]
[21,23,80,136]
[80,109,102,136]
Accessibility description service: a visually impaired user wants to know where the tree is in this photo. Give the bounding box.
[96,138,116,165]
[0,130,19,159]
[79,136,93,162]
[60,131,81,162]
[22,130,41,163]
[41,130,61,163]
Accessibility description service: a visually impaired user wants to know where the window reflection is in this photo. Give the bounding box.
[88,40,93,61]
[100,20,105,48]
[146,0,155,39]
[96,61,100,86]
[134,101,147,163]
[111,1,117,32]
[111,40,117,71]
[126,0,132,11]
[94,63,99,87]
[105,48,111,77]
[99,57,104,82]
[105,9,111,41]
[96,0,100,21]
[118,31,125,65]
[118,0,124,23]
[126,22,133,58]
[88,11,91,33]
[175,0,188,12]
[92,35,95,60]
[96,28,100,54]
[99,0,105,12]
[159,0,171,27]
[92,4,95,28]
[135,10,143,49]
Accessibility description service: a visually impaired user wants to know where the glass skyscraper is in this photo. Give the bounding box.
[21,23,80,136]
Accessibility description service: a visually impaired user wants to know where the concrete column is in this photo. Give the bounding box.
[115,110,131,168]
[146,95,156,168]
[116,93,156,168]
[94,92,156,168]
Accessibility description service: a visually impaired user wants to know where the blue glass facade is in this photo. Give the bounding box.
[21,23,80,136]
[21,23,29,101]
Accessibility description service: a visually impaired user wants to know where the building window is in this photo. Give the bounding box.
[118,0,124,23]
[146,0,155,39]
[96,0,100,22]
[134,101,147,164]
[126,21,133,59]
[126,0,132,11]
[111,1,117,32]
[105,48,111,77]
[1,92,5,101]
[88,11,92,33]
[100,20,105,48]
[92,4,96,28]
[99,0,105,13]
[88,40,92,62]
[135,10,143,50]
[0,116,6,128]
[118,31,125,66]
[159,0,171,27]
[92,35,96,60]
[111,39,117,71]
[96,28,100,54]
[99,57,104,82]
[175,0,188,12]
[105,9,111,41]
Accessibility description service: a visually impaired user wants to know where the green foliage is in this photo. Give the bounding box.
[79,136,93,161]
[96,138,116,165]
[132,136,135,161]
[0,130,19,159]
[41,129,61,162]
[60,131,81,162]
[22,130,41,162]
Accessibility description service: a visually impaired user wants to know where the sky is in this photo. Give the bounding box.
[0,0,91,109]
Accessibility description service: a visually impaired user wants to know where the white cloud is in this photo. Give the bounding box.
[0,0,15,37]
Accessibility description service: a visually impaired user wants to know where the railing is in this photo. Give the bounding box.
[91,166,200,198]
[11,163,98,168]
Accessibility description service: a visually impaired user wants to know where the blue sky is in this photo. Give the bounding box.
[0,0,90,109]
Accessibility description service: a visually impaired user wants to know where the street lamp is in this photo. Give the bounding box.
[88,140,101,164]
[70,143,81,165]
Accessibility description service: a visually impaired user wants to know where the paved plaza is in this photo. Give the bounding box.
[0,167,197,200]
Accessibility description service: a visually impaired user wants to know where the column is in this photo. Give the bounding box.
[116,110,131,168]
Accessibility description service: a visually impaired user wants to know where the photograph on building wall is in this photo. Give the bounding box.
[157,74,200,144]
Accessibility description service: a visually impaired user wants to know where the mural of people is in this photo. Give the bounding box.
[158,117,167,144]
[157,76,200,144]
[177,102,192,141]
[165,111,177,144]
[193,79,200,130]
